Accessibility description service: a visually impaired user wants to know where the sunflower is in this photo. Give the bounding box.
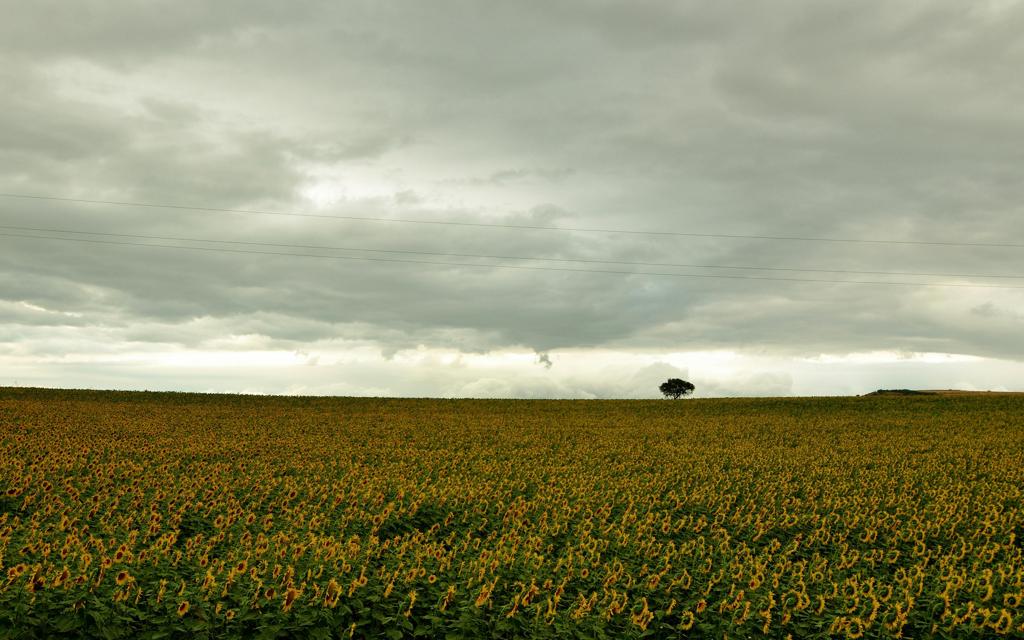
[282,587,301,612]
[53,567,71,588]
[177,601,190,617]
[679,610,695,631]
[404,590,417,617]
[27,575,45,593]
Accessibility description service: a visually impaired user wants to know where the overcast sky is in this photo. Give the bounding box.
[2,1,1023,397]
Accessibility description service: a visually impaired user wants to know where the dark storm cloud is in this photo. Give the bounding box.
[1,0,1023,371]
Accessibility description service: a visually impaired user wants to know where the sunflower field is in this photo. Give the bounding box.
[1,387,1022,639]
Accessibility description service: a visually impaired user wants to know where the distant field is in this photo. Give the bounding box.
[1,388,1023,639]
[866,389,1024,397]
[922,390,1024,396]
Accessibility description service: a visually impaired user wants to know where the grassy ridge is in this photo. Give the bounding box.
[1,388,1022,638]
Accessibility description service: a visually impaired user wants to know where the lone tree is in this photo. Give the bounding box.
[659,378,695,399]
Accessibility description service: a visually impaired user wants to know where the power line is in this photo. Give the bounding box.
[3,223,1023,280]
[4,231,1024,289]
[2,192,1022,248]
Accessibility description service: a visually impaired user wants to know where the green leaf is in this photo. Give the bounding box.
[54,615,83,633]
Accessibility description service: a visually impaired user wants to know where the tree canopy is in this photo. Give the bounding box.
[659,378,695,399]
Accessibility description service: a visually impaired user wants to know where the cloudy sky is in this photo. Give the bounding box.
[2,1,1023,397]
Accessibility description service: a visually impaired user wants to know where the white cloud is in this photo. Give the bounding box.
[2,344,1022,398]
